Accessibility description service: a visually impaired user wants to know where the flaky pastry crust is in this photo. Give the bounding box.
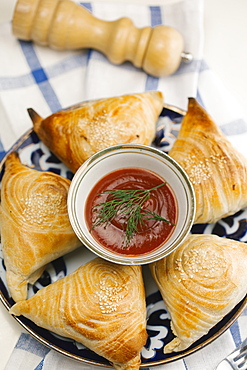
[0,152,81,302]
[29,91,164,173]
[150,234,247,352]
[10,257,148,370]
[169,98,247,223]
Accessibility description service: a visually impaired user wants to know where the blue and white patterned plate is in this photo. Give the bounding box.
[0,105,247,367]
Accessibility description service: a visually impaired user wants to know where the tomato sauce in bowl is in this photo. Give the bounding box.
[85,167,177,256]
[68,143,195,265]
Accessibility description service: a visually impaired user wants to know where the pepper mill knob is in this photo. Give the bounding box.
[12,0,192,77]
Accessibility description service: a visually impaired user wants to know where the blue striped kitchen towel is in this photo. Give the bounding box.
[1,0,247,370]
[0,0,246,159]
[4,314,247,370]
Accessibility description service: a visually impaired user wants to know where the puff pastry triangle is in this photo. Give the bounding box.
[169,98,247,224]
[28,91,164,173]
[10,257,148,370]
[0,151,82,302]
[150,234,247,353]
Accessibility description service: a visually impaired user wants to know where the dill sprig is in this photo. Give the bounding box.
[91,182,175,248]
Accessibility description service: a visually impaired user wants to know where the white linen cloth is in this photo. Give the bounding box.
[1,0,247,369]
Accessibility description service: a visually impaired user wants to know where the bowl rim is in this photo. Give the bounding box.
[67,143,196,265]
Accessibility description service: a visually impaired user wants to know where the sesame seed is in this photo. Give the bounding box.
[175,245,228,280]
[95,278,127,314]
[21,191,64,225]
[180,153,227,185]
[75,104,143,152]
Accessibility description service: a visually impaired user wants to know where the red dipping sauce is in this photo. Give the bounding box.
[85,168,177,256]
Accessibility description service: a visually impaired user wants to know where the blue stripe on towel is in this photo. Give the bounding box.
[197,89,247,136]
[183,359,189,370]
[230,321,242,347]
[196,89,205,108]
[149,6,162,26]
[0,73,34,90]
[145,74,159,91]
[80,2,92,12]
[0,151,5,161]
[45,53,88,79]
[19,41,62,113]
[0,138,5,161]
[145,6,161,91]
[0,53,88,91]
[176,59,207,76]
[16,333,50,357]
[220,118,247,136]
[34,359,45,370]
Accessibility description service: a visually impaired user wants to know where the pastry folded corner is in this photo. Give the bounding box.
[0,151,82,302]
[9,257,148,370]
[150,234,247,353]
[169,98,247,224]
[28,91,164,173]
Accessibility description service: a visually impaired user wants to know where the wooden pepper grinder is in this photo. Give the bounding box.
[12,0,192,77]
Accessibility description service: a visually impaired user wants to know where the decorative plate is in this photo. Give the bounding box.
[0,105,247,367]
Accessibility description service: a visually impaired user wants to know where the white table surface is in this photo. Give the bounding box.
[0,0,247,369]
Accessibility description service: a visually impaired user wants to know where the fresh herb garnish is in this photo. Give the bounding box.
[91,182,175,248]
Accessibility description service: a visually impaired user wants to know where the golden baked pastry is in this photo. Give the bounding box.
[10,257,148,370]
[0,151,81,302]
[169,98,247,224]
[28,91,164,173]
[150,233,247,353]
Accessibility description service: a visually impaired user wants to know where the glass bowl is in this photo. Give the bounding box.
[67,144,195,265]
